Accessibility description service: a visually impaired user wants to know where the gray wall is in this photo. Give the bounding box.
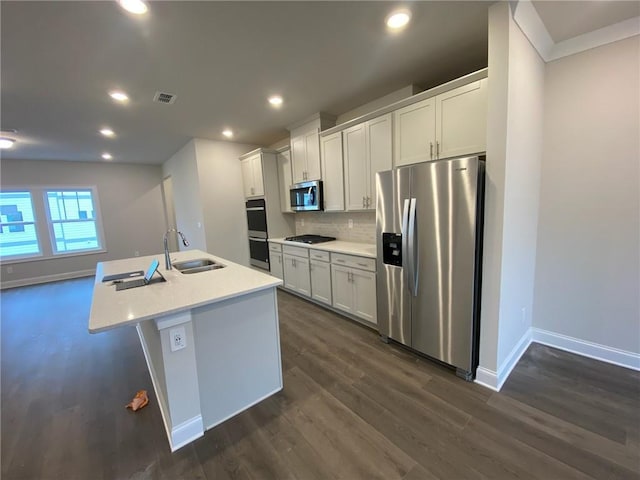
[162,138,254,267]
[194,138,252,266]
[162,141,208,252]
[0,159,166,287]
[533,36,640,354]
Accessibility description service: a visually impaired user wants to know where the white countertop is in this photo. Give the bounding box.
[89,249,281,333]
[268,238,376,258]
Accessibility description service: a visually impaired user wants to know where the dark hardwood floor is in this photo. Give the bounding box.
[2,278,639,480]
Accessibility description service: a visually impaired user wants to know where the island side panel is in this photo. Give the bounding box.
[192,287,283,430]
[136,322,172,440]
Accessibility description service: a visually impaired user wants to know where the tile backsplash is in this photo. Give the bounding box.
[295,211,376,244]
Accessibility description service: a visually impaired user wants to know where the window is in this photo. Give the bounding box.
[46,190,101,253]
[0,186,105,262]
[0,191,41,259]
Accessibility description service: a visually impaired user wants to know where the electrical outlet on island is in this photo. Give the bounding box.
[170,326,187,352]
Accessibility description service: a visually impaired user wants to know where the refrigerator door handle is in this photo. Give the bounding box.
[401,198,410,290]
[408,198,418,296]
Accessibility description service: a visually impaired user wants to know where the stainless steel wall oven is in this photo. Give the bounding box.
[245,198,269,270]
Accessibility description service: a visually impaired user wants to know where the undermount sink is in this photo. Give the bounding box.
[173,258,225,274]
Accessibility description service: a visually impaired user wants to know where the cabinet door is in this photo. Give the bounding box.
[435,78,487,159]
[352,269,377,324]
[366,113,393,210]
[310,260,332,305]
[240,157,254,197]
[283,255,298,291]
[343,123,368,211]
[251,154,265,197]
[331,264,353,314]
[393,97,436,167]
[304,129,322,181]
[277,149,293,213]
[270,251,283,280]
[320,132,344,211]
[291,135,307,184]
[296,257,311,297]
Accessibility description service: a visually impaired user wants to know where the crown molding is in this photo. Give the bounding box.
[512,1,640,62]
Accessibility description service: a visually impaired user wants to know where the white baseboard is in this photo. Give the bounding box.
[531,328,640,371]
[475,367,500,392]
[475,328,533,392]
[0,269,95,290]
[171,415,204,452]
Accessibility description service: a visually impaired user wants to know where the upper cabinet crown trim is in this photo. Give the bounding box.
[321,68,488,137]
[287,112,338,132]
[239,147,279,160]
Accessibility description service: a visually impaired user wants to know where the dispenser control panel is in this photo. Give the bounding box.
[382,233,402,266]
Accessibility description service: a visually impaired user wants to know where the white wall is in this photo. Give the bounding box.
[0,159,166,287]
[162,140,207,252]
[193,139,252,266]
[533,36,640,354]
[479,1,510,374]
[478,2,545,385]
[497,12,545,368]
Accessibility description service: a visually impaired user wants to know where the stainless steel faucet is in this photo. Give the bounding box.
[164,229,189,270]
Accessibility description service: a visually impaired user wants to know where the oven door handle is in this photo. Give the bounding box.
[249,237,268,242]
[246,207,265,211]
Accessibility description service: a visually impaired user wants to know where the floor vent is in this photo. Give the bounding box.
[153,91,177,104]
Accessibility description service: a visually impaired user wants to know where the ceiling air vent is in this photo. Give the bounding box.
[153,91,177,104]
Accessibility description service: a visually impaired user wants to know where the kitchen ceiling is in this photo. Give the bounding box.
[1,1,636,165]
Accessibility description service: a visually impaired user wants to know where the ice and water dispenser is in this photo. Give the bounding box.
[382,233,402,266]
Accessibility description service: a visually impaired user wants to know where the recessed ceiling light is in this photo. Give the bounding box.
[118,0,148,15]
[100,128,115,137]
[102,153,113,160]
[268,95,283,107]
[386,9,411,30]
[0,138,15,149]
[222,129,233,138]
[109,90,129,103]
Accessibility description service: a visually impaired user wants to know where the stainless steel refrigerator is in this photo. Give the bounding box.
[376,155,485,380]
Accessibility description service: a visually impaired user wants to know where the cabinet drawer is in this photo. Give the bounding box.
[283,245,309,259]
[330,253,375,272]
[309,249,330,262]
[268,242,282,253]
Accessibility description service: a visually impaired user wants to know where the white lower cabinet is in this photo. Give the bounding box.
[310,259,332,305]
[270,251,283,280]
[283,254,311,297]
[330,261,377,325]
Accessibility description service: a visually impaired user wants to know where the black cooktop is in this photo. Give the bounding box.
[284,234,336,244]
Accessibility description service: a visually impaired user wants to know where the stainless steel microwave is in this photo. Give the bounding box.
[289,180,323,212]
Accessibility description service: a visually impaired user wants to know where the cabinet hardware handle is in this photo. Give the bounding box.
[362,196,366,208]
[436,141,440,157]
[357,263,367,267]
[430,142,433,159]
[337,259,345,263]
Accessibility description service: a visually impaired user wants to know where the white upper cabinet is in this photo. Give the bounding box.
[290,127,320,183]
[344,123,368,210]
[394,98,436,167]
[276,148,293,213]
[394,79,487,167]
[288,114,336,184]
[436,78,488,160]
[344,113,392,211]
[320,131,345,211]
[240,153,264,198]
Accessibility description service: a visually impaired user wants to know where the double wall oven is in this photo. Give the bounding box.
[245,198,269,270]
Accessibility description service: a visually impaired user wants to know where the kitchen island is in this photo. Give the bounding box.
[89,250,283,451]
